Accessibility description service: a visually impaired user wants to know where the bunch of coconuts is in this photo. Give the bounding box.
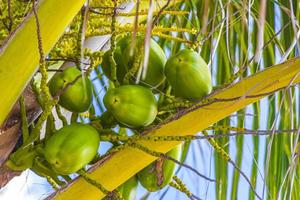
[43,34,212,199]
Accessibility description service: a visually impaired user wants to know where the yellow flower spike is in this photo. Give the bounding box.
[79,112,90,118]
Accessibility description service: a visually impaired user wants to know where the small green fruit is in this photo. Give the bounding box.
[103,85,157,127]
[102,36,130,83]
[5,148,37,171]
[49,67,93,112]
[102,36,166,89]
[137,144,182,192]
[164,49,212,100]
[118,175,138,200]
[44,123,99,175]
[123,37,167,89]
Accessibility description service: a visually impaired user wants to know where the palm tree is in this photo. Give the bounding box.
[0,0,300,199]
